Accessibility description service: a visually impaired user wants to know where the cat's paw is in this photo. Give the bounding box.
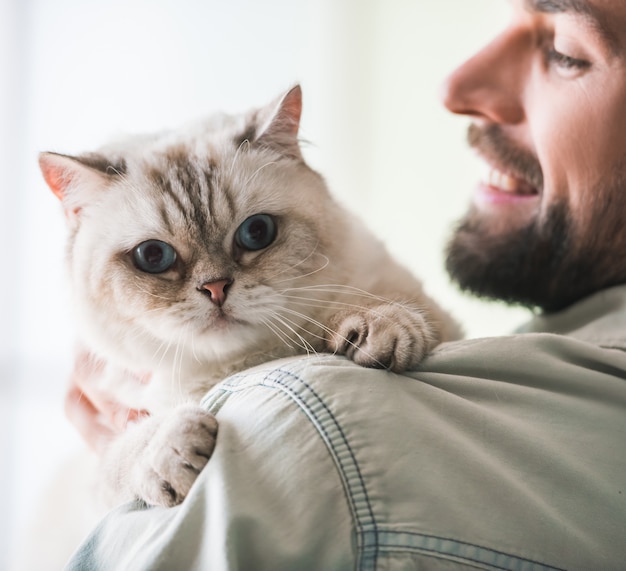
[326,303,435,372]
[133,405,218,507]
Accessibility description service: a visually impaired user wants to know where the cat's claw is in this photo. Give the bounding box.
[326,304,435,373]
[133,405,218,507]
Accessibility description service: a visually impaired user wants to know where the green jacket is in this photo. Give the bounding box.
[67,286,626,570]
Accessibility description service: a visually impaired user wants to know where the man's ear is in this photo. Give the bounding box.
[255,84,303,160]
[39,152,116,221]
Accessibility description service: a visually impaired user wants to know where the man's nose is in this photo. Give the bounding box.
[439,26,528,125]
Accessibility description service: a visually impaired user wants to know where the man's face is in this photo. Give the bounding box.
[442,0,626,311]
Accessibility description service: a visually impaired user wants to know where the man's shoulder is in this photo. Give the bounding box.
[517,284,626,348]
[200,345,626,571]
[66,348,626,571]
[204,328,626,417]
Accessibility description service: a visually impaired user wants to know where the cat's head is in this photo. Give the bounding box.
[40,86,349,371]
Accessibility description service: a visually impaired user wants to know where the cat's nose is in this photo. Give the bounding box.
[200,278,233,307]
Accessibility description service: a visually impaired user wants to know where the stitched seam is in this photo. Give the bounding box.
[263,366,379,571]
[374,529,567,571]
[201,358,566,571]
[377,547,508,571]
[200,388,231,415]
[200,362,380,570]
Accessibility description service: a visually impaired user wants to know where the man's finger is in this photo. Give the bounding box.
[64,383,117,454]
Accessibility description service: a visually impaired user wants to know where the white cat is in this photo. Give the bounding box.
[39,85,460,510]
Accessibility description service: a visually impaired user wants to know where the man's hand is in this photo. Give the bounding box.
[65,351,149,454]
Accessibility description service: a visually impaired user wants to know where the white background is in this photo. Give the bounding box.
[0,1,530,568]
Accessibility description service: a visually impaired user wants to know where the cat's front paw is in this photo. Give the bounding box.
[133,405,218,507]
[326,304,435,372]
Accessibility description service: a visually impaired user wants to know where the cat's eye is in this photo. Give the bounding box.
[133,240,177,274]
[235,214,277,252]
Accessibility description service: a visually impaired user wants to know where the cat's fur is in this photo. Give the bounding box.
[40,85,460,508]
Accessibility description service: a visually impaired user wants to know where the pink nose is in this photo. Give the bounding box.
[201,279,232,306]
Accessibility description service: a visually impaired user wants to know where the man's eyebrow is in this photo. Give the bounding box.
[525,0,619,54]
[526,0,592,16]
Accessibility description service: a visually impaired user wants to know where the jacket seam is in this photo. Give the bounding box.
[202,359,567,571]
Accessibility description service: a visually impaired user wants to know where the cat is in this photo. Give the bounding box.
[39,84,461,509]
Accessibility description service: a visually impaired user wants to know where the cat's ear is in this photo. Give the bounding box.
[39,152,116,221]
[255,84,303,160]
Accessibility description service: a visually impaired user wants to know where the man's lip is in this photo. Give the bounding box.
[474,180,539,206]
[467,124,544,193]
[472,162,540,208]
[480,162,539,196]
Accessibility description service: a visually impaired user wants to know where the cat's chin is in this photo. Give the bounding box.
[199,312,250,332]
[190,315,264,352]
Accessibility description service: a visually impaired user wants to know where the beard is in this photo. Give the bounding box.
[445,125,626,313]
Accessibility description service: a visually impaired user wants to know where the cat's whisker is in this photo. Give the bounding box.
[243,160,277,187]
[260,298,317,352]
[277,306,387,369]
[273,254,331,285]
[229,139,251,178]
[272,311,328,345]
[150,341,168,366]
[142,330,170,365]
[275,307,336,340]
[286,299,394,320]
[279,291,397,318]
[173,325,191,401]
[260,317,297,350]
[266,241,324,282]
[166,326,185,404]
[131,278,178,303]
[190,330,202,365]
[122,325,165,354]
[281,287,413,319]
[171,331,181,398]
[283,283,392,303]
[153,335,175,373]
[267,314,317,354]
[107,166,123,176]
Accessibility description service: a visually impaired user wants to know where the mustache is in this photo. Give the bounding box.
[467,124,544,191]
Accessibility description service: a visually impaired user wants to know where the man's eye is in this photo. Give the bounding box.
[546,48,591,73]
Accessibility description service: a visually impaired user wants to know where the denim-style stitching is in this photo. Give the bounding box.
[374,529,567,571]
[202,358,566,571]
[201,363,380,570]
[262,366,379,571]
[201,388,230,415]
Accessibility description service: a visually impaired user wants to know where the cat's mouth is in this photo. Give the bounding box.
[202,308,249,331]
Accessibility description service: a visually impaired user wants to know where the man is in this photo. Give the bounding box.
[65,1,626,569]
